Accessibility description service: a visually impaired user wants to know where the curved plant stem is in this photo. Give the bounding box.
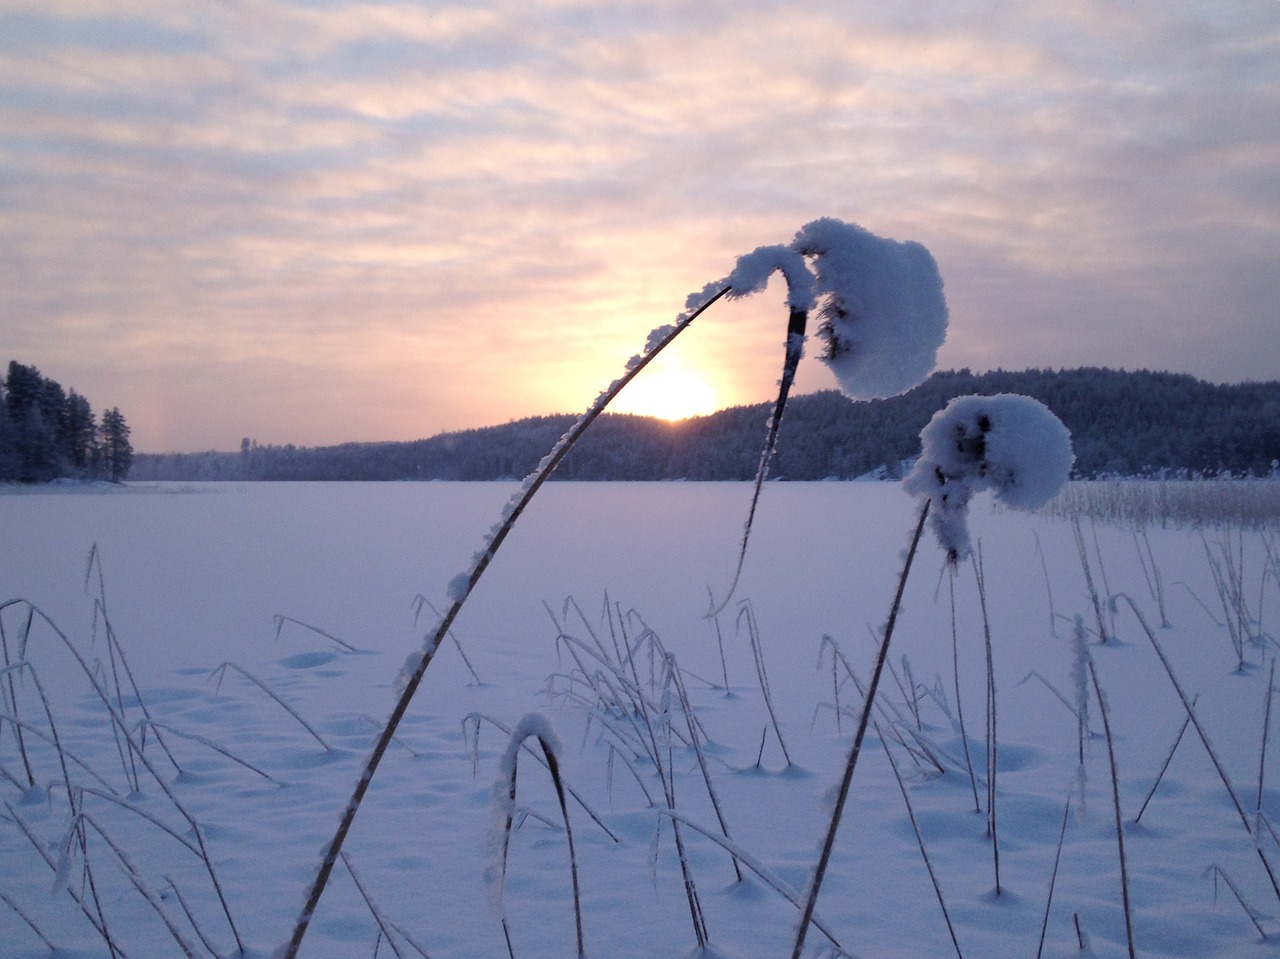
[280,286,730,958]
[791,498,930,959]
[708,306,808,617]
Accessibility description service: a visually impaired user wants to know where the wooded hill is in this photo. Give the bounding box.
[132,368,1280,482]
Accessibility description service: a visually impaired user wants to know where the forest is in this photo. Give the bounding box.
[131,367,1280,483]
[0,361,133,483]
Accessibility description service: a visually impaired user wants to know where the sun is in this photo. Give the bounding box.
[614,366,719,422]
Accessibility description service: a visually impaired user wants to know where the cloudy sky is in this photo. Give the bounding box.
[4,1,1278,452]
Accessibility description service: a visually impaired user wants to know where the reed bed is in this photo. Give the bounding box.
[1048,479,1280,530]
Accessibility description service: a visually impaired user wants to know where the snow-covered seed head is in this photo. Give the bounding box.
[694,219,948,402]
[792,218,948,401]
[903,393,1074,561]
[722,244,816,311]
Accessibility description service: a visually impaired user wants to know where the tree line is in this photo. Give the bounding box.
[131,367,1280,484]
[1,361,134,483]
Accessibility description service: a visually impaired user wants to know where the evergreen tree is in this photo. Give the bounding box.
[63,390,98,473]
[100,407,133,482]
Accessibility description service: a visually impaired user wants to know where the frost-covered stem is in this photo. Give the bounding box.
[5,802,113,948]
[709,596,730,691]
[658,809,847,952]
[952,568,977,814]
[98,609,144,789]
[974,550,1000,894]
[75,812,200,958]
[341,852,405,959]
[274,613,359,652]
[791,499,930,959]
[1072,517,1108,643]
[1087,657,1135,959]
[1205,864,1269,940]
[0,614,36,789]
[708,306,808,616]
[4,662,76,810]
[490,720,586,959]
[1133,695,1196,825]
[3,611,243,952]
[1033,531,1058,638]
[462,712,620,842]
[1035,786,1074,959]
[1260,659,1275,828]
[411,598,482,684]
[879,724,964,959]
[282,288,729,959]
[1122,594,1280,905]
[655,671,708,948]
[0,890,57,952]
[165,876,223,959]
[738,599,792,767]
[210,662,330,751]
[665,653,744,882]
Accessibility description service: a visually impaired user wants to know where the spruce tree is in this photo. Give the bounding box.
[100,406,133,482]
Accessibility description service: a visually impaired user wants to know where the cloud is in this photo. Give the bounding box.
[3,0,1278,450]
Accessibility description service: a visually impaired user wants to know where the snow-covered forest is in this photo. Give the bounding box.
[131,368,1280,483]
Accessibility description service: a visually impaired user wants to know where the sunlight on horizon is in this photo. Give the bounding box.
[612,365,719,422]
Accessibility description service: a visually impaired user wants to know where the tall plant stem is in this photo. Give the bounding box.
[708,306,808,617]
[1122,593,1280,905]
[281,287,730,958]
[791,498,930,959]
[1088,656,1136,958]
[974,548,1000,894]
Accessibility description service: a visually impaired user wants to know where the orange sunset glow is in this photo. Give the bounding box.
[3,3,1276,452]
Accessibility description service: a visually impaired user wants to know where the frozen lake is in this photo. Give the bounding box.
[2,480,1278,958]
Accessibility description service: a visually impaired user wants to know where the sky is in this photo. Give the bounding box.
[3,1,1279,453]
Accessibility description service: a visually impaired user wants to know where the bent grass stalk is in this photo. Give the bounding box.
[0,888,57,953]
[658,808,847,953]
[790,498,930,959]
[737,599,793,769]
[274,614,360,653]
[1204,863,1269,940]
[0,608,246,953]
[1121,593,1280,905]
[1133,694,1197,825]
[462,712,620,843]
[664,652,744,882]
[490,719,586,959]
[281,286,731,959]
[410,597,482,685]
[973,549,1001,894]
[209,662,330,751]
[878,722,964,959]
[68,811,200,958]
[1035,787,1073,959]
[1086,655,1136,958]
[0,613,36,789]
[707,306,808,617]
[6,801,115,948]
[342,852,406,959]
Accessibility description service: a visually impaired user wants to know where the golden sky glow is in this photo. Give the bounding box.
[612,362,720,423]
[3,1,1279,451]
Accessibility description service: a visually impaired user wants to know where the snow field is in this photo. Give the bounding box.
[1,480,1278,958]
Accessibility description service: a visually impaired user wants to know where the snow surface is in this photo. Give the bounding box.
[2,480,1278,959]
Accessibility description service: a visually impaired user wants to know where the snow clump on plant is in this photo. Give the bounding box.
[903,393,1074,562]
[793,218,947,400]
[697,217,948,401]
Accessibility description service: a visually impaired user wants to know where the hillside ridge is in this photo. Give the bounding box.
[132,367,1280,481]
